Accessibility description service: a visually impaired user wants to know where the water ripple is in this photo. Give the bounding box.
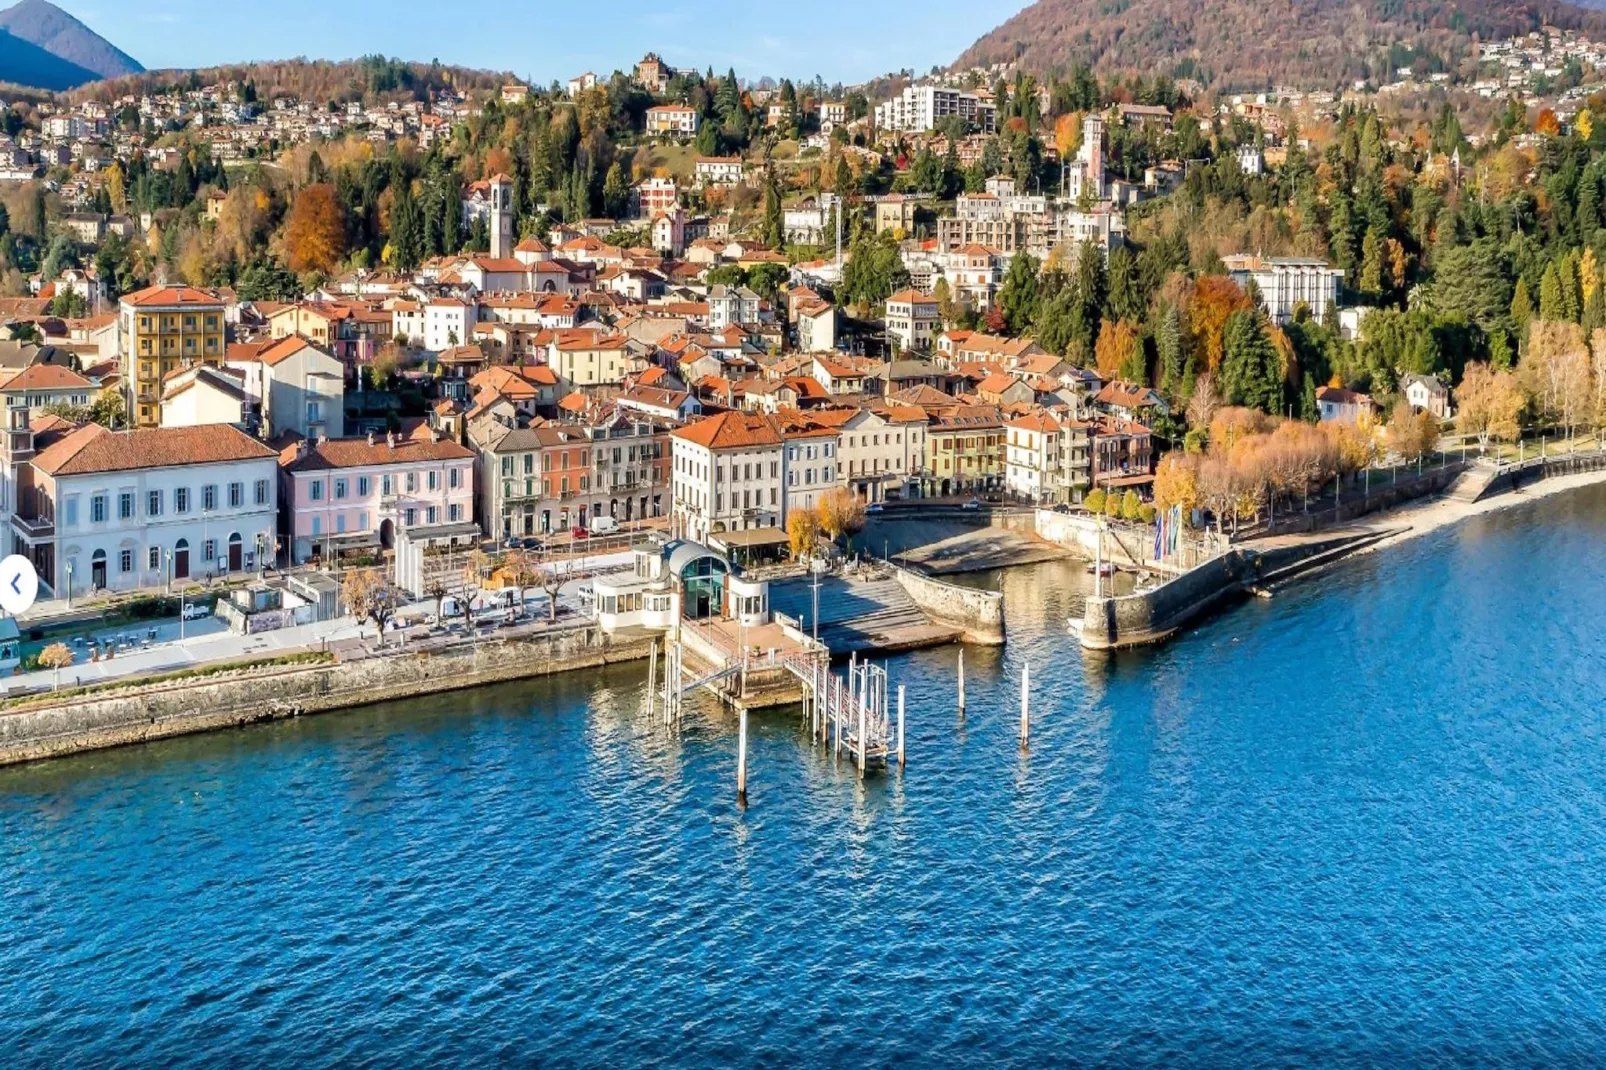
[3,487,1606,1065]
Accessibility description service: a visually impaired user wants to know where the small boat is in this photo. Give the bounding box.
[1087,562,1115,577]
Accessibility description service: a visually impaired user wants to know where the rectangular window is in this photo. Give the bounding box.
[175,487,189,514]
[501,456,514,477]
[228,483,243,508]
[91,494,106,523]
[308,480,323,502]
[449,504,462,522]
[255,479,269,506]
[118,492,134,520]
[404,508,417,526]
[148,546,160,570]
[65,497,78,527]
[147,490,161,517]
[203,484,217,511]
[405,472,418,492]
[449,467,461,489]
[204,539,216,562]
[334,478,348,500]
[427,470,440,491]
[357,476,370,497]
[382,475,394,497]
[336,513,347,534]
[119,549,132,573]
[311,516,321,537]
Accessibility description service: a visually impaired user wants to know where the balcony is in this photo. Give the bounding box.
[11,513,53,541]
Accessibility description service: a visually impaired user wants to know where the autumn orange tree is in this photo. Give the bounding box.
[1188,275,1252,373]
[283,183,347,275]
[1093,318,1143,381]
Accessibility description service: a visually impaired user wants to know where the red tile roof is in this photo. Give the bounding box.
[34,423,274,476]
[280,434,474,472]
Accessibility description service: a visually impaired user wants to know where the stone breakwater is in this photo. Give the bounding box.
[0,624,655,767]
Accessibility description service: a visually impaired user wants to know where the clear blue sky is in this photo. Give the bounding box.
[59,0,1029,86]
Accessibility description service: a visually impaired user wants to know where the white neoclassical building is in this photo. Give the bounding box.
[12,421,279,597]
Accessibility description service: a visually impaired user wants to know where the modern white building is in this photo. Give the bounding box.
[874,85,997,134]
[13,422,279,596]
[1223,254,1345,325]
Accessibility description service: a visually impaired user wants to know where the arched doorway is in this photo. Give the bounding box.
[91,549,107,590]
[379,518,395,550]
[227,533,243,572]
[173,539,189,580]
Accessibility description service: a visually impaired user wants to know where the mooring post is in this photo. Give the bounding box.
[897,684,906,771]
[835,674,847,758]
[857,691,867,776]
[1019,661,1030,749]
[736,706,749,804]
[958,648,966,714]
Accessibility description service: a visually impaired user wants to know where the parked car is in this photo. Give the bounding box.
[865,503,884,515]
[570,525,590,539]
[181,601,211,621]
[962,498,982,511]
[1052,503,1072,514]
[588,515,620,535]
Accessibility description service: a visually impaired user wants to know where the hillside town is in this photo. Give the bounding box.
[0,23,1600,664]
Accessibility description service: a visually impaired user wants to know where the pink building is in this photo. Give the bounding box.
[279,430,476,563]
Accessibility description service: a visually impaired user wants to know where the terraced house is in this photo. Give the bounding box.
[118,285,227,428]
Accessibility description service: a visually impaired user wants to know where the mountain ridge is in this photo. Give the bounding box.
[0,24,98,90]
[0,0,139,87]
[954,0,1606,90]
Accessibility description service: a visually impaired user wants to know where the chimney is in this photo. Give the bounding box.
[367,430,376,446]
[386,430,396,450]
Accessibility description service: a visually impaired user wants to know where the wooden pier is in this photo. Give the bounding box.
[644,631,907,792]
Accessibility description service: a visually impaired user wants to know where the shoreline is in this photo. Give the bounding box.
[1360,465,1606,554]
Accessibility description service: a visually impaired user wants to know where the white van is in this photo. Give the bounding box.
[588,515,620,535]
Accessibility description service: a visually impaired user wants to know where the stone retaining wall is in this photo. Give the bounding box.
[893,566,1005,644]
[0,625,655,767]
[1076,534,1375,650]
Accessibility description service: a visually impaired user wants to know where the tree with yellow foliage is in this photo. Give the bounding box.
[1455,361,1528,451]
[787,508,819,560]
[815,487,866,545]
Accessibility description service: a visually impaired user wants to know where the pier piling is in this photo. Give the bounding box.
[958,648,965,715]
[737,707,749,804]
[1020,661,1030,749]
[897,685,906,770]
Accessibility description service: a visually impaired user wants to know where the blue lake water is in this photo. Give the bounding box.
[4,486,1606,1065]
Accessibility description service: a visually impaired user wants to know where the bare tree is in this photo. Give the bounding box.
[1185,372,1222,432]
[341,569,403,643]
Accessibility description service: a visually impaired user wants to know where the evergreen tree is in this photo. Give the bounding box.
[602,161,629,220]
[1511,275,1533,337]
[1220,308,1283,413]
[1300,371,1319,422]
[997,250,1040,335]
[1157,302,1184,396]
[1106,246,1143,322]
[1359,227,1384,298]
[762,168,783,249]
[1539,262,1564,320]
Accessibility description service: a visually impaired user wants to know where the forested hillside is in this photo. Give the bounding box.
[956,0,1606,89]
